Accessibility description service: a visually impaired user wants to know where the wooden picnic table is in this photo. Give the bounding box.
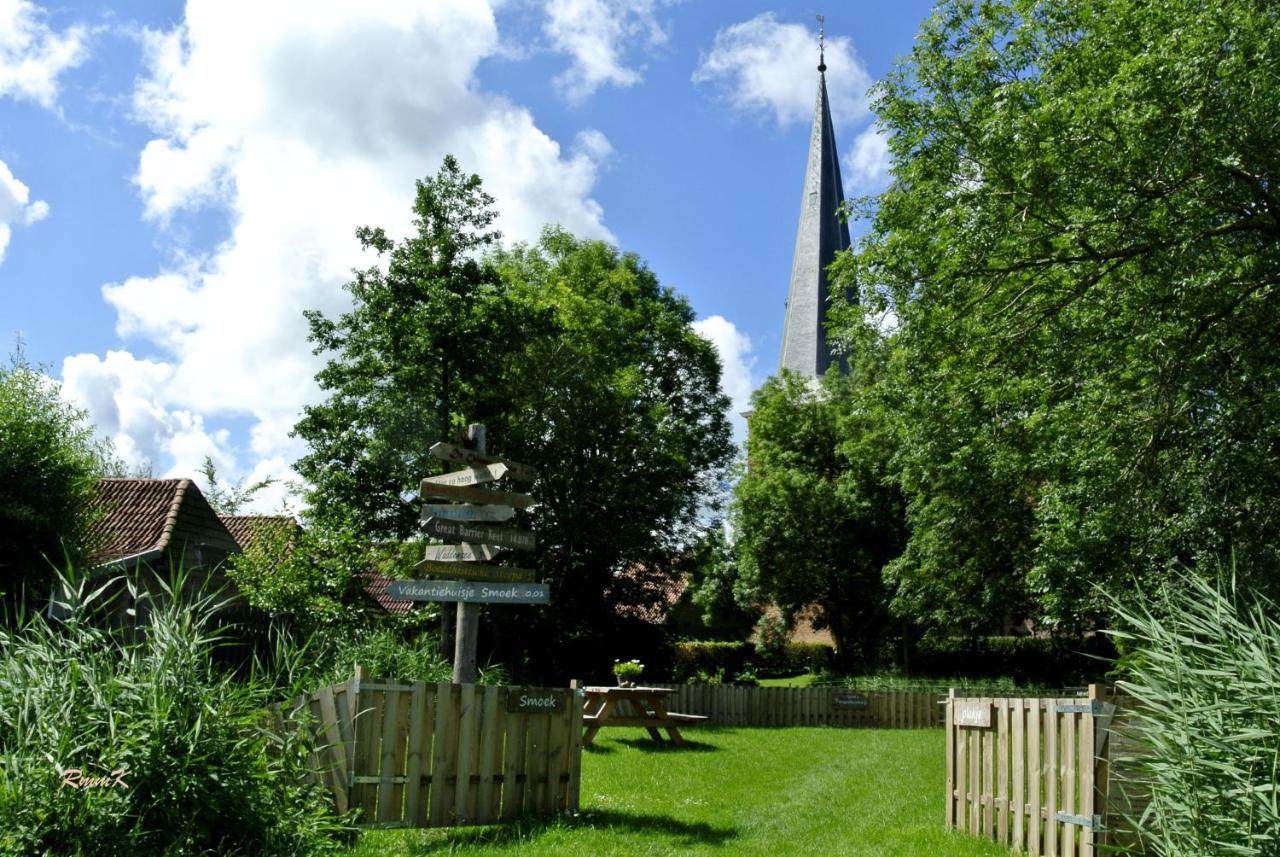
[581,685,706,747]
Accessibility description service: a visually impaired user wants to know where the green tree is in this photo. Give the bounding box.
[0,352,115,602]
[734,354,905,669]
[197,455,275,516]
[837,0,1280,632]
[293,159,734,679]
[293,155,524,537]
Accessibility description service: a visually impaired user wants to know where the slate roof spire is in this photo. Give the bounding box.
[778,18,852,378]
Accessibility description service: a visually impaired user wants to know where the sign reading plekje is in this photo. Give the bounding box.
[423,543,499,562]
[420,503,515,523]
[386,579,549,605]
[419,480,535,509]
[421,463,507,487]
[415,559,535,583]
[429,442,538,482]
[423,517,536,552]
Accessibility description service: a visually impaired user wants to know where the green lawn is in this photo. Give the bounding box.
[344,727,1006,856]
[757,673,821,687]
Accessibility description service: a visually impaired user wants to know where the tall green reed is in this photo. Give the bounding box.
[1105,565,1280,856]
[0,566,353,856]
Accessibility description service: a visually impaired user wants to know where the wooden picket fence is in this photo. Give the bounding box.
[274,666,583,828]
[650,684,943,728]
[945,686,1120,856]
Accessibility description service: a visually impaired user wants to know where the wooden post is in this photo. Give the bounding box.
[452,424,484,684]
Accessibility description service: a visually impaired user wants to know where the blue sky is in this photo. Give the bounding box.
[1,0,934,510]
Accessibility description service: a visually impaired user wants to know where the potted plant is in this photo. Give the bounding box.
[612,659,644,687]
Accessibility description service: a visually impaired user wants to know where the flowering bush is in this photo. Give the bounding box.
[612,659,644,682]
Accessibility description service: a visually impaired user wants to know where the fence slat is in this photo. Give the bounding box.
[476,686,501,824]
[404,682,428,827]
[1013,698,1026,852]
[1045,701,1059,857]
[998,697,1009,845]
[1063,708,1076,856]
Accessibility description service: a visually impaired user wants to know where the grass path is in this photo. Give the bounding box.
[345,727,1006,856]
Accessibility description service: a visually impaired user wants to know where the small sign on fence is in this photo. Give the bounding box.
[833,693,870,709]
[508,688,568,713]
[953,701,992,728]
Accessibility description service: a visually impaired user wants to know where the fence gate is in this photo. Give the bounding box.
[276,666,584,828]
[945,686,1118,856]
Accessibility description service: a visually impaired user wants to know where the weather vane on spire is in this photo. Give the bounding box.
[817,14,826,73]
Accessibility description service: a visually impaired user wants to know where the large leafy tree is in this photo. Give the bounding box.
[734,340,905,668]
[294,155,526,536]
[0,352,116,602]
[294,160,733,678]
[837,0,1280,631]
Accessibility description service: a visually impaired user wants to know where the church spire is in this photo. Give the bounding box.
[778,17,851,378]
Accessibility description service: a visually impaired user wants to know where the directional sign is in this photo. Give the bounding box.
[423,517,536,552]
[422,463,507,487]
[414,559,535,583]
[429,442,538,482]
[420,503,515,523]
[423,543,500,562]
[419,481,535,509]
[386,579,549,605]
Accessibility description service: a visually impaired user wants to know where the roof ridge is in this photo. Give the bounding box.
[158,478,191,555]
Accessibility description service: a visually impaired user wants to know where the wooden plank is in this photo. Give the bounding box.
[500,690,526,821]
[528,708,551,814]
[428,682,454,826]
[982,698,994,838]
[317,687,350,813]
[945,690,956,830]
[1046,701,1059,857]
[476,686,501,824]
[454,684,477,823]
[386,687,412,824]
[403,682,428,828]
[547,701,570,810]
[376,689,401,823]
[1029,698,1042,857]
[968,707,980,834]
[998,697,1010,845]
[566,686,585,812]
[1013,697,1026,852]
[1080,692,1097,857]
[359,679,384,823]
[955,699,969,833]
[1063,708,1077,857]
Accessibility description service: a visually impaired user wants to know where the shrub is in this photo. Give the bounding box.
[671,641,753,683]
[0,570,351,856]
[905,635,1112,686]
[1105,566,1280,856]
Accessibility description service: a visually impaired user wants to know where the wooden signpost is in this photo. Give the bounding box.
[386,579,550,605]
[420,503,515,523]
[421,463,507,487]
[415,559,535,583]
[422,543,499,562]
[429,441,538,482]
[418,481,535,509]
[407,425,547,684]
[422,517,536,552]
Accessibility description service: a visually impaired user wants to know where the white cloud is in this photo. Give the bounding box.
[846,125,892,193]
[0,157,48,264]
[692,314,757,444]
[65,0,616,499]
[544,0,671,101]
[60,350,235,479]
[0,0,87,107]
[693,12,870,127]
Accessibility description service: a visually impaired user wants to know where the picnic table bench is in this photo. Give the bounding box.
[581,685,707,747]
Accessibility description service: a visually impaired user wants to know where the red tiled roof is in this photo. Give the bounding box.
[89,478,239,565]
[358,570,415,616]
[609,562,687,624]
